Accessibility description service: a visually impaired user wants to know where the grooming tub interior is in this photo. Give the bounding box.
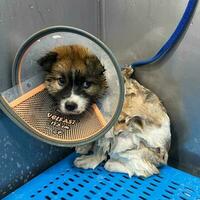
[0,0,200,199]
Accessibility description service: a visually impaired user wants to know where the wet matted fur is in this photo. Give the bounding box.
[74,66,171,177]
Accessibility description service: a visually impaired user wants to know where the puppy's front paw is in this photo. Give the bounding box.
[104,157,159,178]
[104,159,131,176]
[134,164,159,178]
[74,155,106,169]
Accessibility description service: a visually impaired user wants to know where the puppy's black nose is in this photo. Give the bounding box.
[65,102,78,111]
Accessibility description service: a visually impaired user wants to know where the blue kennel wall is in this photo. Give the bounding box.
[0,0,199,198]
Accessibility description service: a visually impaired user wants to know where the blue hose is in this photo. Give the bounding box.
[131,0,198,68]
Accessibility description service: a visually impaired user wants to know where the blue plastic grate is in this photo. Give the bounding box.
[4,153,200,200]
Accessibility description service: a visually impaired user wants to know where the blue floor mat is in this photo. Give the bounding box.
[4,153,200,200]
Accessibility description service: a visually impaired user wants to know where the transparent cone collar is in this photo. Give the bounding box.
[0,26,124,146]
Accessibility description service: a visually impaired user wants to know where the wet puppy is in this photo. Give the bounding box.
[38,45,107,115]
[74,67,171,177]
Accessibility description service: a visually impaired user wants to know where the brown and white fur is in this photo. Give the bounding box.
[74,67,171,177]
[37,45,107,115]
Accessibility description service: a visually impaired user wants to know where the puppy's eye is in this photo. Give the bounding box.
[57,77,65,86]
[83,81,92,89]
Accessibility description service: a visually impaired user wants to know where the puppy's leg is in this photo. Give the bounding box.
[104,159,133,176]
[74,137,110,169]
[75,142,94,155]
[106,148,160,177]
[74,153,106,169]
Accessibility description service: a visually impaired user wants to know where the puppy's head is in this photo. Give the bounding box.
[37,45,107,115]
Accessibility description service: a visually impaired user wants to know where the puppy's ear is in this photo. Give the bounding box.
[85,55,105,75]
[37,52,58,72]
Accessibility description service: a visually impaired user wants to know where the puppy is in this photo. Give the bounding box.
[74,66,171,177]
[37,45,107,115]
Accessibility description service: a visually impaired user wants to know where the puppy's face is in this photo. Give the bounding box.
[38,45,107,115]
